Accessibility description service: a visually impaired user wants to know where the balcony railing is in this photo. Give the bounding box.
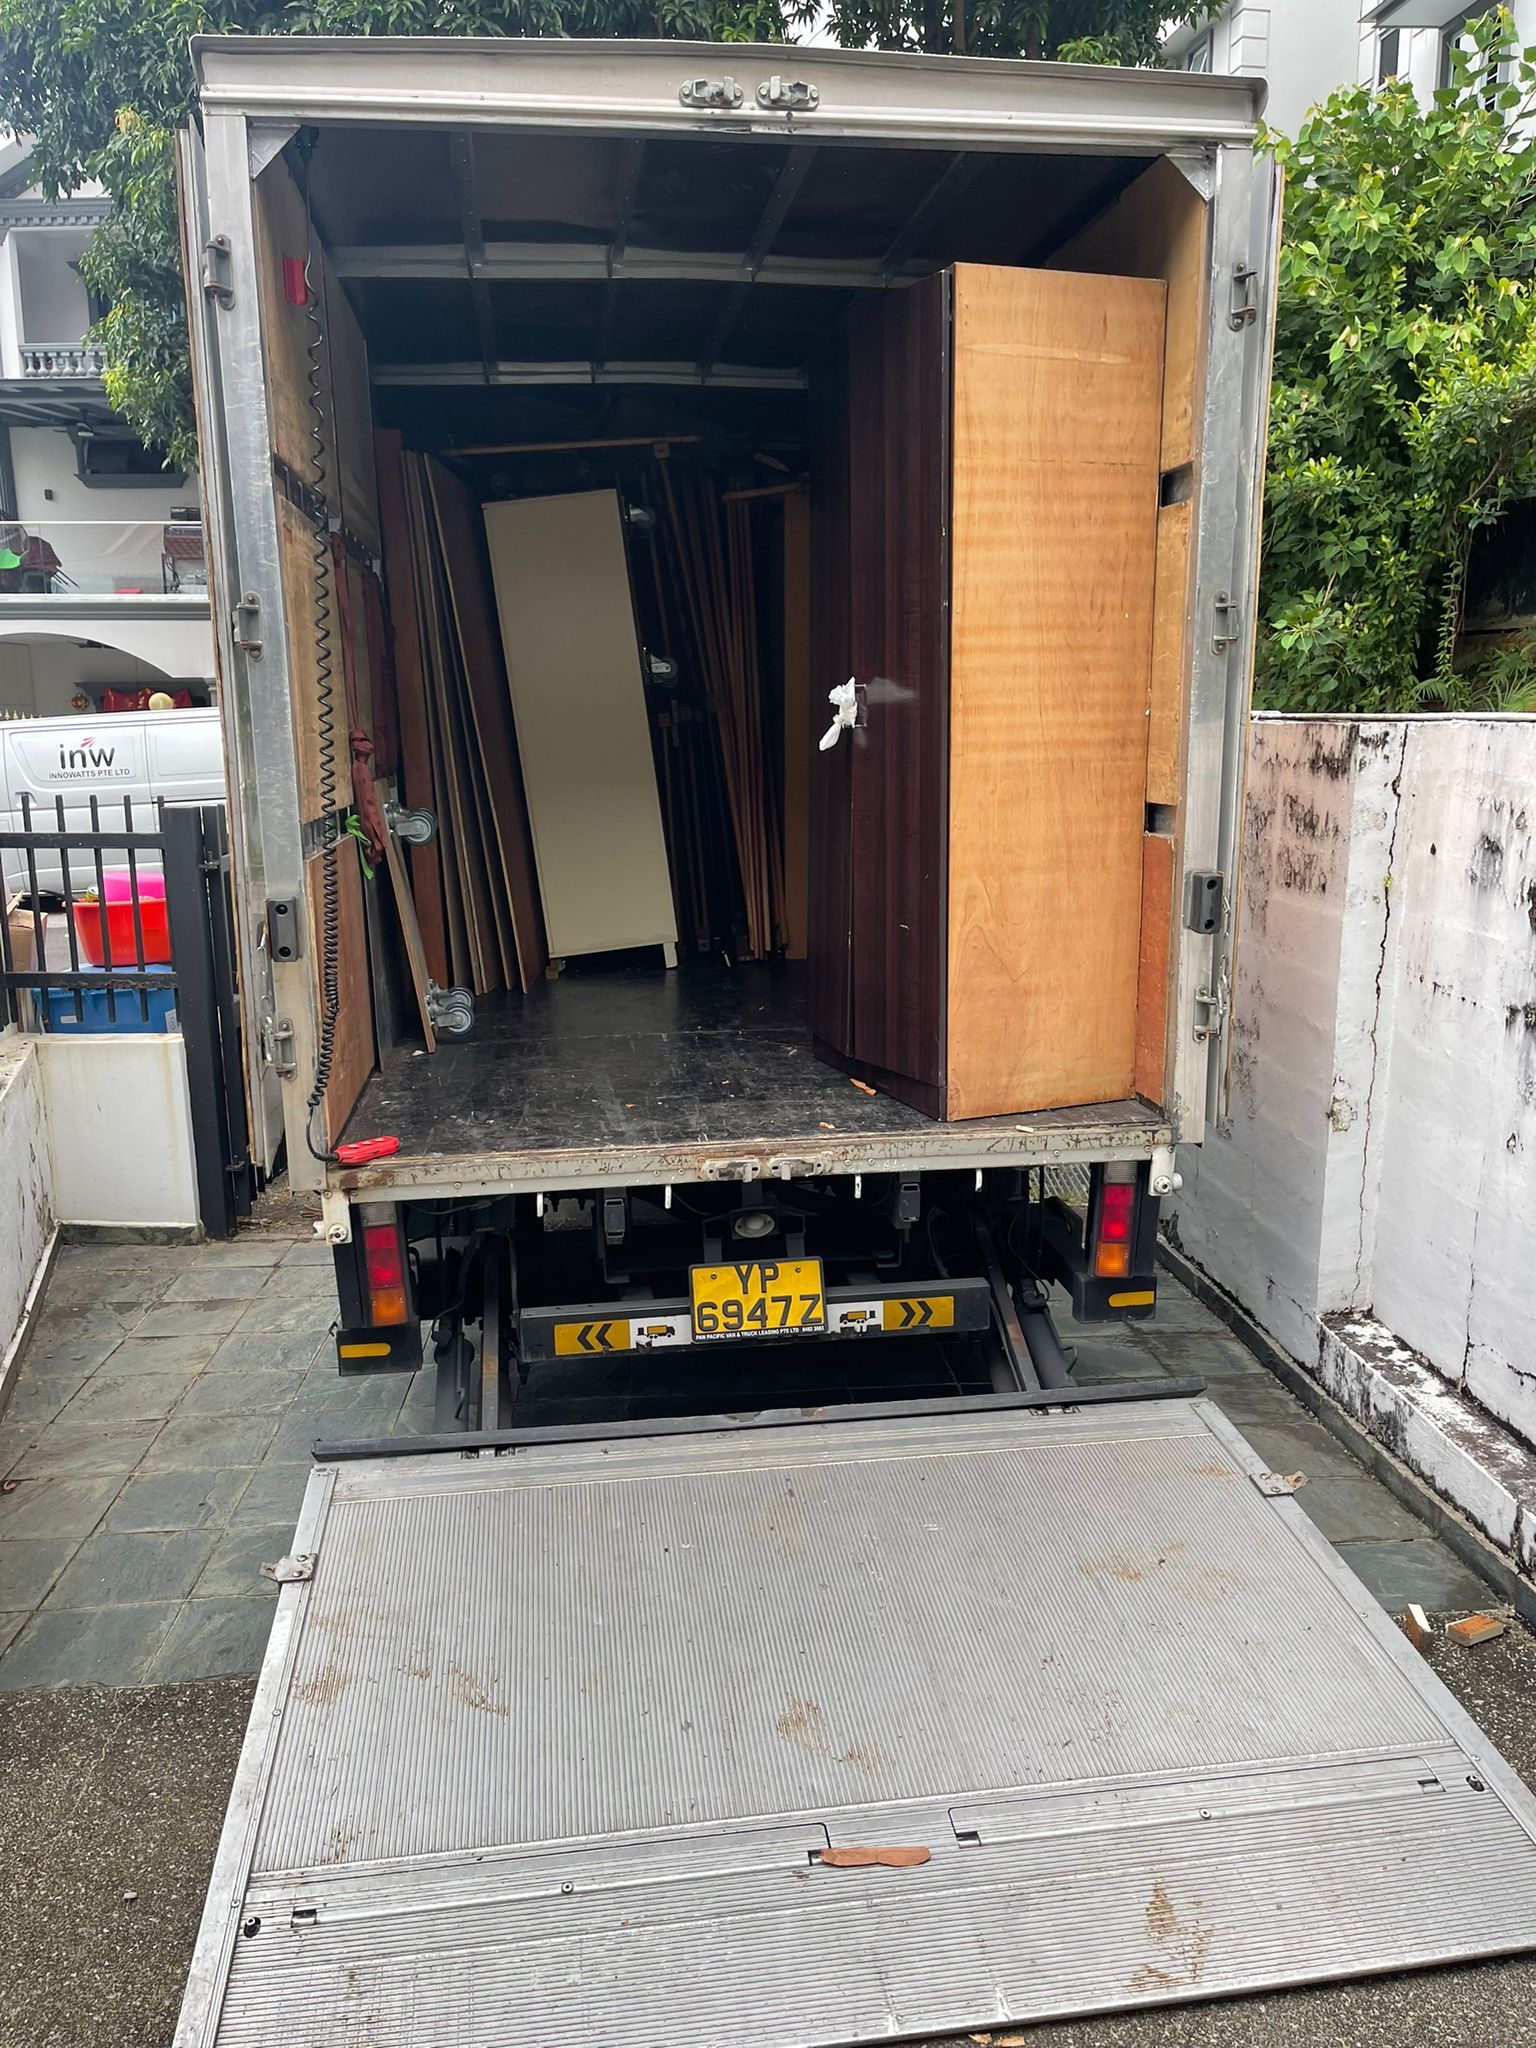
[18,341,108,378]
[0,518,206,595]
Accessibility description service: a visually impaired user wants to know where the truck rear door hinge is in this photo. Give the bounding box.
[1211,591,1241,654]
[232,592,262,659]
[757,74,820,111]
[680,75,743,109]
[261,1551,316,1585]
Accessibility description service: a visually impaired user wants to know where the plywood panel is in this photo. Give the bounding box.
[1148,499,1193,808]
[946,264,1164,1119]
[1134,831,1176,1105]
[1051,157,1209,472]
[780,489,811,961]
[428,460,547,990]
[845,272,950,1111]
[253,159,334,491]
[324,264,382,555]
[307,839,375,1147]
[374,431,448,986]
[807,340,854,1054]
[275,493,327,829]
[483,490,676,961]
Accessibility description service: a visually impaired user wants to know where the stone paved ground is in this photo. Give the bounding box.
[0,1231,435,1690]
[1,1237,1530,2048]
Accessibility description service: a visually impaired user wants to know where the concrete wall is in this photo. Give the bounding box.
[36,1033,200,1233]
[12,228,91,343]
[1173,716,1536,1548]
[0,1034,53,1383]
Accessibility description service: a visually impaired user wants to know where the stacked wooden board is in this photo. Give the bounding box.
[375,433,546,996]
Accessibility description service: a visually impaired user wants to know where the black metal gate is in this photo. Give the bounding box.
[0,796,254,1238]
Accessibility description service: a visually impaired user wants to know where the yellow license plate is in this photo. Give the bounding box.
[690,1258,826,1341]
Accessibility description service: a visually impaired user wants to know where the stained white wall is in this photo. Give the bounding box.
[37,1033,199,1231]
[0,1034,53,1380]
[1173,714,1536,1449]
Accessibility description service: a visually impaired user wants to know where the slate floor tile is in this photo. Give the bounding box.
[142,1411,283,1470]
[47,1529,219,1609]
[0,1474,120,1541]
[56,1370,198,1425]
[7,1420,162,1481]
[95,1333,224,1376]
[228,1462,311,1528]
[206,1328,330,1376]
[0,1601,179,1690]
[175,1370,301,1419]
[0,1538,80,1609]
[105,1467,255,1533]
[192,1522,292,1600]
[1334,1538,1491,1616]
[161,1264,273,1303]
[133,1300,250,1339]
[1297,1475,1427,1546]
[148,1596,274,1682]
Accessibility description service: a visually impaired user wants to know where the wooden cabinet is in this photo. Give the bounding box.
[810,263,1167,1121]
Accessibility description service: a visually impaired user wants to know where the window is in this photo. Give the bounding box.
[1377,27,1402,82]
[1185,32,1213,72]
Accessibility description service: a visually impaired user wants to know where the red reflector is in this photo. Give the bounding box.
[364,1222,404,1289]
[283,256,309,307]
[1099,1182,1136,1243]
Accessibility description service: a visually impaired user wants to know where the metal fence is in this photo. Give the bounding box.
[0,795,253,1239]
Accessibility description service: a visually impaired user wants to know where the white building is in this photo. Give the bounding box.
[0,136,214,721]
[1165,2,1536,137]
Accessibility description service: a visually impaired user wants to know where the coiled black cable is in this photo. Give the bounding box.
[298,134,342,1162]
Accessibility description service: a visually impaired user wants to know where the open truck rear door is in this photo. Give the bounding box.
[177,1400,1536,2046]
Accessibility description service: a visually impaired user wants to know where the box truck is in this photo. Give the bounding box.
[173,38,1536,2047]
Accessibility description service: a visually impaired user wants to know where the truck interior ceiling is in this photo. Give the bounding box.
[264,119,1202,1160]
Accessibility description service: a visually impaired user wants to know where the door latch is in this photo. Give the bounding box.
[1193,979,1230,1044]
[757,75,820,111]
[680,75,743,109]
[1211,592,1240,654]
[1229,261,1258,331]
[259,1012,297,1080]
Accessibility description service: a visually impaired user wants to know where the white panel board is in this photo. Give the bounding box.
[38,1032,199,1230]
[483,489,675,960]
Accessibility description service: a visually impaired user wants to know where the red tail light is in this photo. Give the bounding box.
[363,1221,409,1326]
[1093,1180,1137,1279]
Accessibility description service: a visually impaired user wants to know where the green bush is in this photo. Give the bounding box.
[1260,7,1536,712]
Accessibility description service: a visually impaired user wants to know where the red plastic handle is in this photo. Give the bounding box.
[334,1135,401,1165]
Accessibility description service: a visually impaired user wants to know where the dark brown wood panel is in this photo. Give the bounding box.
[807,338,854,1056]
[844,271,951,1109]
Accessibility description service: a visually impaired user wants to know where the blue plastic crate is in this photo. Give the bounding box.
[43,971,177,1036]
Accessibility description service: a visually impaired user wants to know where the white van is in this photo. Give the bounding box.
[0,706,225,896]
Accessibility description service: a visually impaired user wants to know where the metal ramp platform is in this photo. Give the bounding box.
[177,1399,1536,2046]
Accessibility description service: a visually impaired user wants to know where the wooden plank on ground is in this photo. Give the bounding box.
[946,263,1164,1118]
[1134,831,1176,1106]
[427,459,547,990]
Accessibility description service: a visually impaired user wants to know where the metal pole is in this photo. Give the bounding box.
[162,804,236,1239]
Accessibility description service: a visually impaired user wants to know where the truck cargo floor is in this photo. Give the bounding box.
[178,1400,1536,2047]
[340,956,1167,1190]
